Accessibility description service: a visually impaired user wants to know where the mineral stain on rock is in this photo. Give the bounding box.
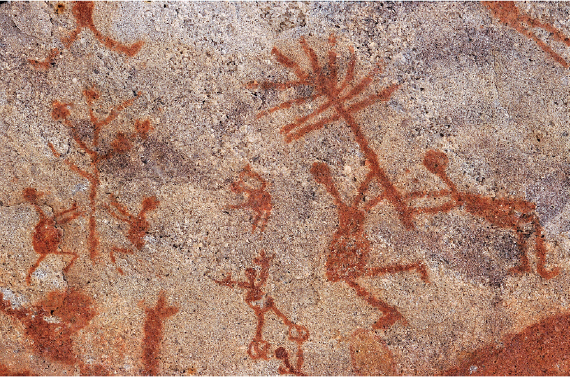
[444,311,570,375]
[0,289,100,371]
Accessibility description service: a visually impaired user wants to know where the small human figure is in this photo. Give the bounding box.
[23,188,81,284]
[411,150,559,279]
[142,291,179,376]
[62,2,144,57]
[482,1,570,68]
[105,195,159,250]
[310,162,429,330]
[29,2,143,70]
[229,165,272,233]
[215,250,309,375]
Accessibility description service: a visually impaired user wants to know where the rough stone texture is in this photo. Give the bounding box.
[1,1,570,375]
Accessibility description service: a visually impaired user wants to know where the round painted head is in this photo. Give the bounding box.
[423,150,448,176]
[310,162,332,186]
[142,196,159,212]
[23,187,41,204]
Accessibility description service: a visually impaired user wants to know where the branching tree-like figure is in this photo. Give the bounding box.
[49,88,157,270]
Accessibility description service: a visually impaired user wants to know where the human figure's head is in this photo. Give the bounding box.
[142,197,159,212]
[23,187,41,204]
[310,162,333,186]
[423,150,449,176]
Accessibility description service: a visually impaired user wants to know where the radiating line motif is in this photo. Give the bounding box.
[250,35,413,230]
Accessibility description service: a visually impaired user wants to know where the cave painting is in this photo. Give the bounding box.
[105,195,160,274]
[22,187,82,284]
[29,1,143,70]
[228,164,272,233]
[482,1,570,68]
[142,291,179,376]
[250,35,429,329]
[408,150,559,279]
[48,87,157,271]
[0,289,106,374]
[216,250,309,375]
[310,161,429,329]
[250,35,559,331]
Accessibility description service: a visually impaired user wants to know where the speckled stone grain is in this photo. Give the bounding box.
[1,1,570,376]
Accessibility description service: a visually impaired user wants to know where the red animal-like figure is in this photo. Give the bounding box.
[104,195,159,274]
[23,188,82,284]
[216,250,309,375]
[409,150,559,279]
[229,165,272,233]
[0,289,105,374]
[310,162,429,329]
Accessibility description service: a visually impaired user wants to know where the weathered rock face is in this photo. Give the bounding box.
[1,1,570,375]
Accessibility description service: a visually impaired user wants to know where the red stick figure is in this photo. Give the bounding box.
[104,195,159,274]
[105,195,159,250]
[250,35,414,230]
[142,291,179,376]
[310,163,429,329]
[409,150,559,279]
[216,250,309,375]
[229,165,272,233]
[482,1,570,68]
[22,188,82,285]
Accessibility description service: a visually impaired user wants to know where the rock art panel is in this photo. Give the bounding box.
[1,1,570,375]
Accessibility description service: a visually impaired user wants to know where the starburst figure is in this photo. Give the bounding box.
[250,35,414,230]
[250,35,399,143]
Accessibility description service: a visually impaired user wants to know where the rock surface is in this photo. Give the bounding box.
[1,1,570,375]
